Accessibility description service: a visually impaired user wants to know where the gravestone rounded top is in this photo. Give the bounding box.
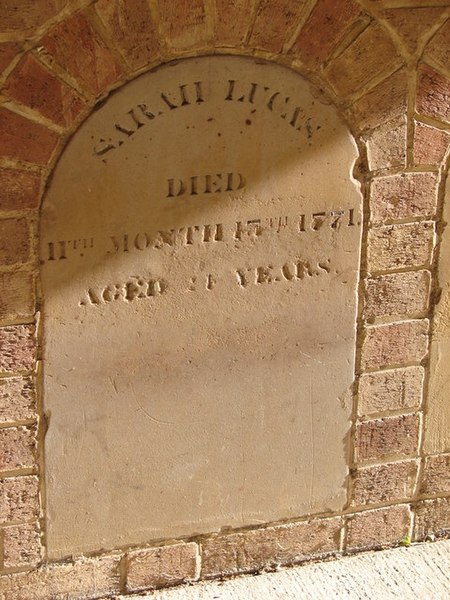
[40,55,362,559]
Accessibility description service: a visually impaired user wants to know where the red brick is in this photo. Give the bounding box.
[346,505,412,549]
[0,168,41,211]
[349,69,407,131]
[355,414,420,462]
[95,0,159,71]
[425,19,450,73]
[325,23,399,98]
[0,377,36,423]
[3,522,42,568]
[364,271,430,321]
[351,460,418,506]
[249,0,306,53]
[126,543,199,592]
[367,222,434,272]
[358,366,424,417]
[201,518,342,577]
[0,0,65,33]
[0,476,39,522]
[370,173,438,223]
[41,12,123,97]
[0,426,36,472]
[0,325,36,374]
[0,554,121,599]
[414,121,450,165]
[0,42,20,73]
[159,0,209,51]
[414,497,450,540]
[0,217,30,266]
[417,63,450,123]
[382,8,445,55]
[292,0,363,67]
[0,271,35,321]
[361,320,429,371]
[421,454,450,495]
[365,119,407,171]
[3,54,85,128]
[215,0,254,46]
[0,107,59,165]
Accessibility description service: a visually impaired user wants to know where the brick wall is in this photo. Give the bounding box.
[0,0,449,597]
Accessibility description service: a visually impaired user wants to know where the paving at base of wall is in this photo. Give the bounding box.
[115,539,450,600]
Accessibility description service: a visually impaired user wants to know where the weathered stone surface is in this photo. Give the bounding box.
[201,518,342,577]
[0,376,36,423]
[0,168,41,211]
[40,56,362,558]
[3,523,42,568]
[421,454,450,496]
[292,0,363,67]
[325,23,398,98]
[351,460,418,506]
[414,497,450,540]
[249,0,306,53]
[358,366,424,417]
[370,173,438,223]
[126,543,199,592]
[0,555,121,599]
[367,222,434,272]
[425,182,450,454]
[0,107,59,165]
[361,320,429,371]
[0,426,36,472]
[0,475,39,523]
[355,414,420,462]
[0,325,36,374]
[346,505,412,549]
[0,271,35,321]
[413,121,450,166]
[3,54,85,127]
[41,12,123,97]
[95,0,159,71]
[364,271,430,321]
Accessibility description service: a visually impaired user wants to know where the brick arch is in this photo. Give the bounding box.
[0,1,449,594]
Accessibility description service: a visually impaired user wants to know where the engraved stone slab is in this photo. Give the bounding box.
[40,56,362,559]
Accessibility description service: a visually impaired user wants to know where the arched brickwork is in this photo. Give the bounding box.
[1,1,450,596]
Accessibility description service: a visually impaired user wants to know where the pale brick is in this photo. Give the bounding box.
[358,366,424,416]
[250,0,306,53]
[215,0,254,46]
[0,218,30,266]
[382,7,445,55]
[414,497,450,540]
[364,271,430,321]
[416,63,450,123]
[201,518,342,577]
[351,460,418,506]
[361,320,429,371]
[126,542,199,592]
[425,20,450,76]
[0,555,121,599]
[346,505,412,549]
[0,377,36,423]
[0,476,39,523]
[3,523,42,568]
[366,119,406,171]
[325,23,398,98]
[0,271,35,321]
[414,121,450,166]
[95,0,159,71]
[159,0,209,51]
[355,414,420,462]
[0,426,36,472]
[0,325,36,374]
[421,454,450,495]
[367,222,434,272]
[370,173,438,223]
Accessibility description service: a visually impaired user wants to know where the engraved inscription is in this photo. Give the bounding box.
[79,276,167,306]
[167,172,245,198]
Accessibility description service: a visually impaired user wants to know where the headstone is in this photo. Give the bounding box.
[40,56,362,559]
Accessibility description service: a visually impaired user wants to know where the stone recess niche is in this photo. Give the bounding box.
[40,56,362,559]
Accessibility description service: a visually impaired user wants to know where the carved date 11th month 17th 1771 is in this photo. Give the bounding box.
[45,207,357,262]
